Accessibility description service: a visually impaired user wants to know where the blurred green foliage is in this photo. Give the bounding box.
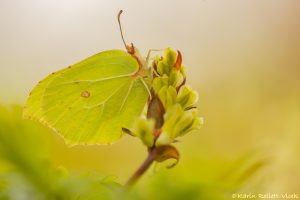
[0,105,265,200]
[0,105,121,200]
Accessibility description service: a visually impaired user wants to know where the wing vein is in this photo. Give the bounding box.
[83,79,131,110]
[62,74,132,85]
[51,98,82,126]
[118,80,134,113]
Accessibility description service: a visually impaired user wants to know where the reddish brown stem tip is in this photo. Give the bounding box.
[174,50,182,70]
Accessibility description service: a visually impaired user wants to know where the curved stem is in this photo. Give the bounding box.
[124,151,154,187]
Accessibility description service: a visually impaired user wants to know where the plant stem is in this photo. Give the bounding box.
[124,150,154,187]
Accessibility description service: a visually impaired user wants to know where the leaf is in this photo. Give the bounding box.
[24,50,149,145]
[0,105,53,197]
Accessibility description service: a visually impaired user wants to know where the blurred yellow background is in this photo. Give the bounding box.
[0,0,299,194]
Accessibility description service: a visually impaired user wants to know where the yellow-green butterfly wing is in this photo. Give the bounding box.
[24,50,149,145]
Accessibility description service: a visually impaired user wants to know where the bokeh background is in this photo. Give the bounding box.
[1,0,300,198]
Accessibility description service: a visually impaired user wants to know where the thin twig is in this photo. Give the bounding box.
[124,151,154,188]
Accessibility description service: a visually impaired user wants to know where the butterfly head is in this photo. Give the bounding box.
[123,42,133,54]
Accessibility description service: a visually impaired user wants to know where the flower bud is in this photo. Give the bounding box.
[165,48,177,66]
[153,75,169,94]
[156,104,201,145]
[168,69,184,88]
[158,86,177,110]
[157,48,177,76]
[176,85,199,109]
[133,118,155,147]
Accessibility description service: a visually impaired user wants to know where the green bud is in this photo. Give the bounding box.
[157,61,171,76]
[158,86,177,110]
[173,110,201,137]
[153,75,169,94]
[154,54,162,63]
[153,69,184,95]
[164,48,177,66]
[180,65,186,77]
[155,132,173,146]
[133,118,155,147]
[176,85,198,109]
[168,69,184,88]
[149,48,201,147]
[156,104,183,145]
[157,48,177,76]
[156,104,201,146]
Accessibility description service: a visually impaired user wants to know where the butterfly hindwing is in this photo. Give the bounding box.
[24,50,149,145]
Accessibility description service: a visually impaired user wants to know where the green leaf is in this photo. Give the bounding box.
[24,50,149,145]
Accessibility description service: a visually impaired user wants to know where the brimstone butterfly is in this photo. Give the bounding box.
[23,10,150,145]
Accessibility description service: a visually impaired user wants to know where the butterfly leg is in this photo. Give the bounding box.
[146,49,163,65]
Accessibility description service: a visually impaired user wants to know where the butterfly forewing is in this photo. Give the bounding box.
[24,50,149,145]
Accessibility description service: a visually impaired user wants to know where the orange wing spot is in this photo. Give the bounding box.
[81,91,91,98]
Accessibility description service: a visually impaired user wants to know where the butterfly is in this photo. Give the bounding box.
[23,10,151,145]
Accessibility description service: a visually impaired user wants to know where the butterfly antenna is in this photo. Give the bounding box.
[118,10,135,54]
[118,10,127,49]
